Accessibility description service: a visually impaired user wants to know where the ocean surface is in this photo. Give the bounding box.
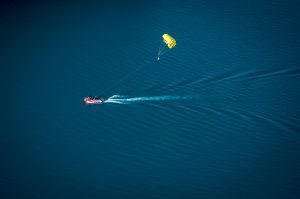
[1,1,300,198]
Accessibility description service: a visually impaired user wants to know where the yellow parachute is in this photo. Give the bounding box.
[162,34,176,48]
[157,33,176,60]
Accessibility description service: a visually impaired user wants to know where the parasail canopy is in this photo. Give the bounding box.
[162,34,176,48]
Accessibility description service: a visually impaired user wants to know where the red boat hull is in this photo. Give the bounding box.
[84,97,104,104]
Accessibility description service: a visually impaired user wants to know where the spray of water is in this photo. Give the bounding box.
[104,95,193,104]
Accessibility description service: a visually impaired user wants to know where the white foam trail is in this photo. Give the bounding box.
[108,95,127,99]
[104,95,193,104]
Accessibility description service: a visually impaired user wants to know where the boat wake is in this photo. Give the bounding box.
[104,95,193,104]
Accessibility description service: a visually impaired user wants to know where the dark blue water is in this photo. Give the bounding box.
[1,1,300,198]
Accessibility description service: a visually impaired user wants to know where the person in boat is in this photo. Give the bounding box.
[89,96,104,101]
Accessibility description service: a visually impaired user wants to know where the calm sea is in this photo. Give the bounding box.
[1,1,300,198]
